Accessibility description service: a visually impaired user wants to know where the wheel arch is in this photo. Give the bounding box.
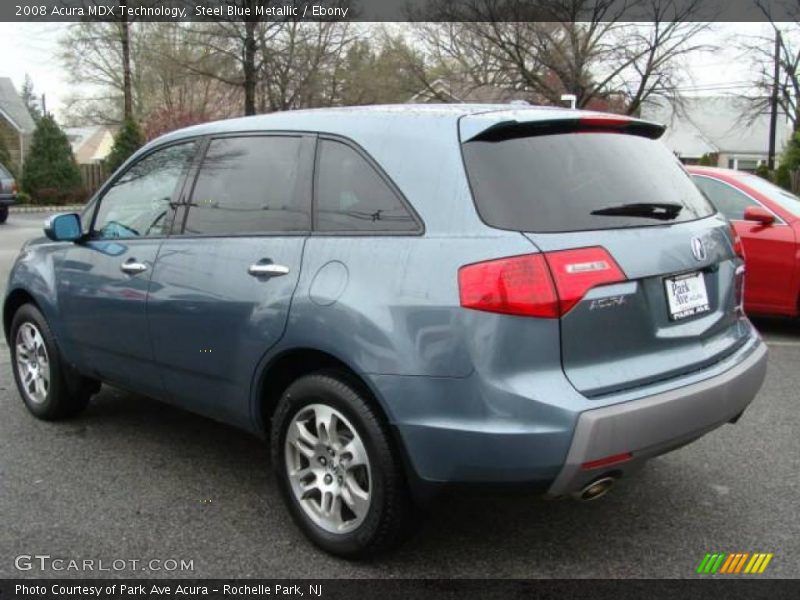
[3,288,40,344]
[253,347,394,436]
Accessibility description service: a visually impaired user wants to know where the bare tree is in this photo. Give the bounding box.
[742,1,800,133]
[409,0,710,113]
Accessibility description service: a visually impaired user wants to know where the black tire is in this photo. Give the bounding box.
[0,206,8,223]
[271,372,412,558]
[9,303,96,420]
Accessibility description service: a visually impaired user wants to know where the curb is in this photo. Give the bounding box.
[9,205,86,214]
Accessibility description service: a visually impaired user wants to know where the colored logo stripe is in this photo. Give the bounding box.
[698,552,773,574]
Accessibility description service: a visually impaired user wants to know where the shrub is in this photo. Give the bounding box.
[754,163,771,180]
[105,118,143,173]
[21,114,82,204]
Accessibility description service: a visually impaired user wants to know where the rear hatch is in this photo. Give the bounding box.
[460,112,749,397]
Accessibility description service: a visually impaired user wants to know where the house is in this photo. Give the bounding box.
[641,96,791,171]
[65,126,115,165]
[0,77,36,172]
[407,77,628,113]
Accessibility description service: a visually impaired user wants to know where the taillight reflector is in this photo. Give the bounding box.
[581,452,633,471]
[458,247,626,318]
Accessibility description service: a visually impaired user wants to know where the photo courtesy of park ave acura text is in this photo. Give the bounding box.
[0,0,798,596]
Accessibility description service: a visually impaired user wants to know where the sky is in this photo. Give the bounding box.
[0,21,775,123]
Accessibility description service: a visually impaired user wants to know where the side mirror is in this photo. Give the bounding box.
[44,213,82,242]
[743,206,775,225]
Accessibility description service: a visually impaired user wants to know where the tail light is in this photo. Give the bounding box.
[729,223,744,259]
[11,181,17,195]
[458,247,626,318]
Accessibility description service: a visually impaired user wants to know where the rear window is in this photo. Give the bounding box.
[0,163,10,179]
[462,132,715,233]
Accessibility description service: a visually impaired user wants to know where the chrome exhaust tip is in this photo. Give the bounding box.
[575,476,616,501]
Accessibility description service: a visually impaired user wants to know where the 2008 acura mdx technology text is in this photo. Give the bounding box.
[3,105,768,557]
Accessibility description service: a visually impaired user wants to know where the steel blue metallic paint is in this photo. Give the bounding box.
[3,105,768,495]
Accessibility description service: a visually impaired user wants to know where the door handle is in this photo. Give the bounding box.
[120,259,148,275]
[248,263,290,277]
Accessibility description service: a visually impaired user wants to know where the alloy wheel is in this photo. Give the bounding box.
[15,322,50,405]
[284,403,372,534]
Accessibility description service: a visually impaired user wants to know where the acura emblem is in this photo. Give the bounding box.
[691,237,707,261]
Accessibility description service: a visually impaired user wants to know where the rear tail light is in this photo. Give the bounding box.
[729,223,744,259]
[458,247,626,318]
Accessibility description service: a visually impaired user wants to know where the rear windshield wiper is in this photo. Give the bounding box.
[590,202,683,220]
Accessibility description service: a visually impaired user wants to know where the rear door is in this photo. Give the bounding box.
[146,133,314,425]
[460,116,748,397]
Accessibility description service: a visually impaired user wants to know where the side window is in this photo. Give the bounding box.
[183,136,309,235]
[315,139,418,233]
[693,176,759,221]
[93,141,197,239]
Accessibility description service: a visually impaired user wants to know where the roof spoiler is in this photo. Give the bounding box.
[466,116,666,143]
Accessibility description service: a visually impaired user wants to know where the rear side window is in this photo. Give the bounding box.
[315,139,418,233]
[462,132,715,232]
[692,175,760,221]
[184,136,310,235]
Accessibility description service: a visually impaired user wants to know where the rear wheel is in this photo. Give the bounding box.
[10,304,95,420]
[271,372,412,558]
[0,206,8,223]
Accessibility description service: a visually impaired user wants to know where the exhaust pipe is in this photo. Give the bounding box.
[574,476,616,501]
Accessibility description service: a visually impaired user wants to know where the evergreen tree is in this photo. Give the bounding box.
[20,74,42,122]
[105,118,144,173]
[21,114,82,203]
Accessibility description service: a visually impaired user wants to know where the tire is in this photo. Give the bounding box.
[9,303,95,420]
[0,206,8,223]
[271,372,412,558]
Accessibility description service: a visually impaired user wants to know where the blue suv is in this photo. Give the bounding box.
[3,106,768,557]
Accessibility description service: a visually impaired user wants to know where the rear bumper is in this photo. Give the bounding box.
[0,194,15,206]
[546,339,768,497]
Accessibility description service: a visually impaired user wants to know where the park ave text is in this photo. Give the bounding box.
[16,584,323,597]
[41,3,349,19]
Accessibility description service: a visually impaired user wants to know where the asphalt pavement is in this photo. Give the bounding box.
[0,211,798,578]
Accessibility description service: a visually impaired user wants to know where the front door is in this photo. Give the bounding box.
[693,174,796,313]
[57,140,199,394]
[147,134,314,427]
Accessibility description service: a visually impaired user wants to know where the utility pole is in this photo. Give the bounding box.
[41,93,46,117]
[768,30,781,171]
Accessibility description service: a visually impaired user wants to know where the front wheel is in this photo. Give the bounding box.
[271,372,412,558]
[10,304,94,420]
[0,206,8,223]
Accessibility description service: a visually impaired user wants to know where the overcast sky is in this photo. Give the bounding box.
[0,22,774,122]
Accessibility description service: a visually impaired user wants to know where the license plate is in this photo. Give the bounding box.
[664,272,710,321]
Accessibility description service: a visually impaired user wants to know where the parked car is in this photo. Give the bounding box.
[0,161,17,223]
[4,106,767,558]
[689,166,800,317]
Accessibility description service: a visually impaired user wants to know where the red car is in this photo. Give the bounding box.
[688,166,800,317]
